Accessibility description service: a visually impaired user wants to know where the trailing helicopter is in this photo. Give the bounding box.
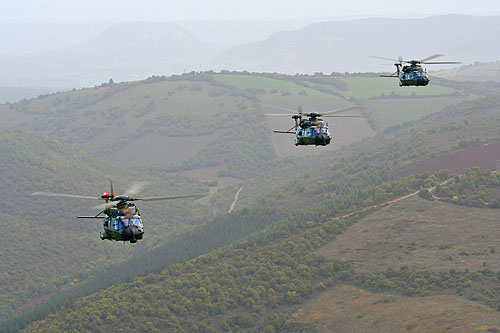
[374,54,461,87]
[32,182,206,243]
[265,106,361,146]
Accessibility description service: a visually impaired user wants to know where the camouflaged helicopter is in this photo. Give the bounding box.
[32,182,206,243]
[265,106,361,146]
[374,54,461,86]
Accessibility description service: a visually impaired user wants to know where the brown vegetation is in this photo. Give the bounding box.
[316,196,500,272]
[296,285,500,332]
[396,141,500,177]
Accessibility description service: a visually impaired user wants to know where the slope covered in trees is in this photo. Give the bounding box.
[0,130,214,323]
[17,171,500,332]
[3,71,500,331]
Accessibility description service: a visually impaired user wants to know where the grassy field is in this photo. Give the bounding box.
[257,92,375,157]
[316,196,500,272]
[341,77,457,99]
[363,96,477,130]
[213,74,333,97]
[295,285,500,332]
[4,73,473,167]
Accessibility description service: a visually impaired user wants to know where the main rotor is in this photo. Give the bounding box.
[32,180,207,213]
[372,54,461,74]
[265,105,361,120]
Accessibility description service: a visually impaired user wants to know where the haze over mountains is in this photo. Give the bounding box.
[0,23,220,88]
[210,15,500,74]
[1,15,500,90]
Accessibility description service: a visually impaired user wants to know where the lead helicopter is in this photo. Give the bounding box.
[265,106,361,146]
[32,182,207,243]
[373,54,461,87]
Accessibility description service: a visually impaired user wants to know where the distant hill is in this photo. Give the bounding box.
[434,61,500,82]
[207,15,500,74]
[3,15,500,89]
[0,22,222,88]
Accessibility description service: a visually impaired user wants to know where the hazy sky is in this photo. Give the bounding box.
[3,0,500,23]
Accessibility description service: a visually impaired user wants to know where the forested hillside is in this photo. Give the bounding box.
[2,71,500,332]
[0,130,215,323]
[18,171,500,332]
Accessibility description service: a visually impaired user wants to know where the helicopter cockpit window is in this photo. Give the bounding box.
[104,216,111,230]
[113,217,122,231]
[130,216,143,227]
[320,127,328,133]
[312,127,321,135]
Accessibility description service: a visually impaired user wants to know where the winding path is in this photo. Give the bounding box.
[228,186,244,213]
[330,179,452,221]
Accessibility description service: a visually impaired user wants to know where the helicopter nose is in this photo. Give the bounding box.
[125,226,143,236]
[319,133,330,144]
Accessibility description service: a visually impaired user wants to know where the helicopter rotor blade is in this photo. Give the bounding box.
[322,115,363,118]
[419,54,443,63]
[420,61,462,65]
[124,181,149,197]
[31,192,101,200]
[110,180,114,197]
[93,202,117,210]
[369,55,400,62]
[134,193,208,202]
[321,106,360,116]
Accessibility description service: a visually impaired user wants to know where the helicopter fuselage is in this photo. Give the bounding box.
[399,66,430,86]
[100,203,144,243]
[295,119,332,146]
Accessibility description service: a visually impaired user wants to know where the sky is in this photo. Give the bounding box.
[3,0,500,23]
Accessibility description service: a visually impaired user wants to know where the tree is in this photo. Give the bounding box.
[418,189,433,200]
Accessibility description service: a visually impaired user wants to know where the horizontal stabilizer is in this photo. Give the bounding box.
[273,130,296,134]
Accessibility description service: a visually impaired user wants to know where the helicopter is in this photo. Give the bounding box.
[265,106,361,146]
[374,54,461,86]
[32,181,206,243]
